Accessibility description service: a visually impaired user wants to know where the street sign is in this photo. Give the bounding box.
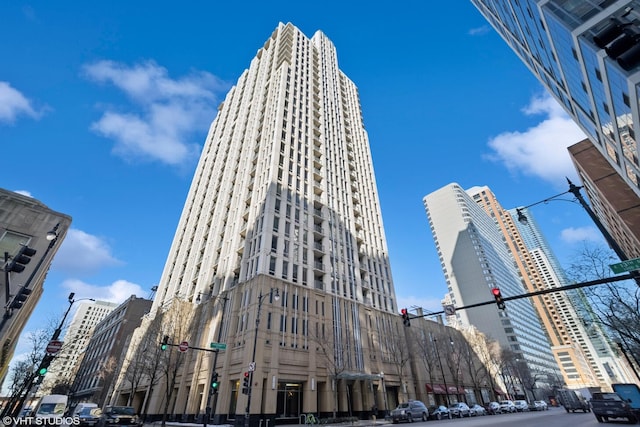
[249,362,256,372]
[210,342,227,350]
[179,341,189,352]
[610,257,640,274]
[46,339,63,354]
[443,304,456,316]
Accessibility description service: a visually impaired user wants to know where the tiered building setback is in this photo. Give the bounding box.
[113,23,410,426]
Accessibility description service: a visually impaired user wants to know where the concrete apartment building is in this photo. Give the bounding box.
[111,22,415,426]
[510,206,637,389]
[470,0,640,261]
[39,300,118,395]
[70,295,152,409]
[0,188,71,384]
[423,183,561,393]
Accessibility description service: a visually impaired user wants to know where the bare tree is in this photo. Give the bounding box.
[158,301,193,427]
[140,320,167,420]
[462,328,502,402]
[387,324,411,400]
[309,320,349,418]
[566,243,640,369]
[414,329,441,403]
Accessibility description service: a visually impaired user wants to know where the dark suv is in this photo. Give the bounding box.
[390,400,429,423]
[98,406,141,427]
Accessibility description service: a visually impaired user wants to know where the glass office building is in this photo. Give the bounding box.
[471,1,640,257]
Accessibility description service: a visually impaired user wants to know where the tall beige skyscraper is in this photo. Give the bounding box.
[114,23,408,426]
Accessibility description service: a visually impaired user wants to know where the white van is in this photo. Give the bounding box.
[34,394,68,420]
[72,402,98,417]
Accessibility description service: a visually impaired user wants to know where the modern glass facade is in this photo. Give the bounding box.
[471,1,640,193]
[471,1,640,256]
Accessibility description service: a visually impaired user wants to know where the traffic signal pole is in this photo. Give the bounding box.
[206,294,228,427]
[419,272,636,318]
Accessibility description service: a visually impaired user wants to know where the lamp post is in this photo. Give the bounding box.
[244,288,279,427]
[516,178,639,286]
[431,333,449,406]
[8,292,95,418]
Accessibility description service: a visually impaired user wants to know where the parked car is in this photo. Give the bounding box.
[98,406,141,427]
[499,400,517,413]
[532,400,548,411]
[427,405,452,420]
[77,407,101,427]
[484,401,501,414]
[470,404,487,416]
[390,400,429,423]
[448,402,471,418]
[514,400,529,412]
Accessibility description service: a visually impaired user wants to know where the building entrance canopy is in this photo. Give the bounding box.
[336,372,382,381]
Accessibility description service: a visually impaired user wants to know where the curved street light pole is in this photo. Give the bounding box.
[517,178,639,286]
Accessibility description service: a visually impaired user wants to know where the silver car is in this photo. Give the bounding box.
[499,400,517,413]
[390,400,429,423]
[448,402,471,418]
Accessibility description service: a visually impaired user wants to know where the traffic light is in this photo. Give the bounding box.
[491,287,506,310]
[401,308,410,327]
[7,246,37,273]
[211,372,219,394]
[161,335,169,350]
[241,372,250,395]
[37,354,54,376]
[9,286,32,310]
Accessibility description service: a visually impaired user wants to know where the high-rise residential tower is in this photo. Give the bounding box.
[471,1,640,258]
[113,23,408,425]
[511,207,638,388]
[40,300,118,395]
[423,183,561,395]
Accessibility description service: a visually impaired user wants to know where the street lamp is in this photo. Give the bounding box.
[430,333,450,406]
[516,178,639,286]
[6,292,95,418]
[244,288,279,427]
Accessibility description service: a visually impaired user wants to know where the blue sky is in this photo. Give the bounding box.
[1,1,598,369]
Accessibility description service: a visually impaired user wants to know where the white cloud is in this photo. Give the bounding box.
[62,278,147,304]
[52,229,122,274]
[468,26,491,36]
[0,81,42,123]
[560,226,603,244]
[485,93,587,187]
[83,60,228,166]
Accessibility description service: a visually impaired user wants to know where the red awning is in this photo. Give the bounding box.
[425,384,447,394]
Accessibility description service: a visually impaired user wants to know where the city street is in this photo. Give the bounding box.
[361,407,612,427]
